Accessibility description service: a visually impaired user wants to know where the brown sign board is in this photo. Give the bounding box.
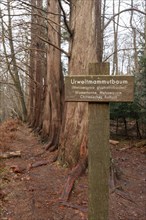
[65,75,134,102]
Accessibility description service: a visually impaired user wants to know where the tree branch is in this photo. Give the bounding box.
[104,8,146,30]
[103,47,145,62]
[37,35,69,57]
[58,0,72,36]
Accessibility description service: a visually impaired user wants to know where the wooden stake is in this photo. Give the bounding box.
[88,63,110,220]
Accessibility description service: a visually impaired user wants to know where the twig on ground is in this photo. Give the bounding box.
[59,201,87,213]
[0,151,21,159]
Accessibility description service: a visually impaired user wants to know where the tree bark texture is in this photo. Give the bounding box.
[28,0,46,129]
[28,0,38,125]
[42,0,64,150]
[58,0,100,167]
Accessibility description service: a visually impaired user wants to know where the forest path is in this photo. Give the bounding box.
[0,120,87,220]
[0,119,146,220]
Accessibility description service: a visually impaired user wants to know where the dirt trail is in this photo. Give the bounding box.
[0,121,88,220]
[0,120,146,220]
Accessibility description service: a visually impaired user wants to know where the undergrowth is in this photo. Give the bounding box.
[0,119,21,152]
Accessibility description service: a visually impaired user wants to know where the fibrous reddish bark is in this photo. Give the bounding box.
[58,0,98,167]
[60,156,88,202]
[60,135,88,201]
[42,0,64,151]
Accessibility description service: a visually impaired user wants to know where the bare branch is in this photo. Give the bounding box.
[103,47,145,62]
[58,0,72,36]
[37,36,69,58]
[104,8,146,30]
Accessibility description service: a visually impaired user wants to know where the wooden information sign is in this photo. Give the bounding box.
[65,75,134,102]
[65,63,134,220]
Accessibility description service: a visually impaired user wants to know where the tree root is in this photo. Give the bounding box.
[109,157,123,189]
[59,135,124,202]
[10,161,50,174]
[28,160,50,169]
[115,189,137,205]
[60,157,88,202]
[60,155,125,203]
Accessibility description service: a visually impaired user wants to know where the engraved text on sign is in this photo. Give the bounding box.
[65,75,134,102]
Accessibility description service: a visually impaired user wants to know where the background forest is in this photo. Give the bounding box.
[0,0,146,164]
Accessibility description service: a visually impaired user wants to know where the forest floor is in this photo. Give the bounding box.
[0,119,146,220]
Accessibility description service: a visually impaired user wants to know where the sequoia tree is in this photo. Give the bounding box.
[58,0,102,167]
[28,0,46,129]
[42,0,64,150]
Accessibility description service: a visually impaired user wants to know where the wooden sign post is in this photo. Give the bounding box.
[88,63,110,220]
[65,63,134,220]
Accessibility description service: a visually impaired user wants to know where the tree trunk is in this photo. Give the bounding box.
[136,119,142,139]
[28,0,46,129]
[58,0,100,167]
[42,0,64,150]
[4,0,27,121]
[32,0,46,130]
[123,117,128,136]
[130,0,139,73]
[27,0,37,125]
[112,0,121,75]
